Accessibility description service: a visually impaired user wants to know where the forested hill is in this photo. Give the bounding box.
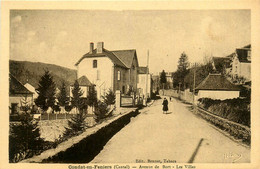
[9,60,77,89]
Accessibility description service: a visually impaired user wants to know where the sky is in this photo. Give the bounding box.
[10,10,250,74]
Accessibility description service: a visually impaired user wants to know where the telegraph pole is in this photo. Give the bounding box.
[144,50,149,106]
[193,63,196,108]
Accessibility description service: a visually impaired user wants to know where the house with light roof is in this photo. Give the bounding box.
[75,42,139,99]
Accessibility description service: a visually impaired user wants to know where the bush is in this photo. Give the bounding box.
[102,89,115,105]
[198,97,250,127]
[65,105,72,112]
[94,101,110,122]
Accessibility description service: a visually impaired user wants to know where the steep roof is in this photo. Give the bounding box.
[9,74,33,95]
[195,74,240,91]
[111,49,138,68]
[75,48,138,69]
[138,66,149,74]
[77,75,92,86]
[75,48,127,68]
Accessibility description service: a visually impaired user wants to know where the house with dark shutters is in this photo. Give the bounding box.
[75,42,139,99]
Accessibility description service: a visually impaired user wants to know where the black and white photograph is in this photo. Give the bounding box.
[1,1,260,169]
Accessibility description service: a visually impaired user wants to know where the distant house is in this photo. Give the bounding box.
[9,74,33,114]
[24,82,38,100]
[158,71,173,83]
[137,67,152,98]
[75,42,139,99]
[152,74,160,93]
[195,74,240,100]
[230,44,251,81]
[212,56,232,74]
[70,75,93,98]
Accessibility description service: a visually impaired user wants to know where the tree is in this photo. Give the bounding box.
[35,70,56,111]
[94,101,110,123]
[64,100,88,136]
[58,82,68,107]
[87,85,97,111]
[173,52,189,90]
[160,70,167,95]
[9,104,44,162]
[177,52,189,72]
[70,80,83,113]
[64,80,88,136]
[102,89,115,105]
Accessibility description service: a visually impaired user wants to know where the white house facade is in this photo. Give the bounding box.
[75,42,139,99]
[137,67,152,98]
[231,44,251,82]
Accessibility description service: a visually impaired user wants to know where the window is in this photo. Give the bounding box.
[11,103,18,114]
[117,71,121,81]
[93,60,97,68]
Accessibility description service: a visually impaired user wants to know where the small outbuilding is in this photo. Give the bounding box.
[195,73,240,100]
[70,75,93,98]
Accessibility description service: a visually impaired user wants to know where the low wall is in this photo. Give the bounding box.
[21,108,139,163]
[196,107,250,144]
[160,89,195,104]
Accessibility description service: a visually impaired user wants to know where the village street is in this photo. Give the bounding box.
[91,97,250,163]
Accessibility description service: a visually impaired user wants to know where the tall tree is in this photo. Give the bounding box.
[160,70,167,95]
[58,82,68,107]
[177,52,189,72]
[35,70,56,111]
[173,52,189,90]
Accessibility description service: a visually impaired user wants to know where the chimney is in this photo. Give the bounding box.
[89,42,94,54]
[97,42,104,53]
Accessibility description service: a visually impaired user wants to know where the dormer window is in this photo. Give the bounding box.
[93,60,97,68]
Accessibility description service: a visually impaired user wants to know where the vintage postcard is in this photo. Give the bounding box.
[1,1,260,169]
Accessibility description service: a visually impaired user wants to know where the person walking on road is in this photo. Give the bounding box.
[162,98,168,114]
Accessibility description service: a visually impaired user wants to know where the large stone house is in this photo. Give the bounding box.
[230,44,251,82]
[75,42,139,99]
[9,74,33,114]
[195,74,240,100]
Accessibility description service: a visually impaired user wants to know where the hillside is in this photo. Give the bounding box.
[9,60,77,89]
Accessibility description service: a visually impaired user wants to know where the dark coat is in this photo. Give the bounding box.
[162,99,168,111]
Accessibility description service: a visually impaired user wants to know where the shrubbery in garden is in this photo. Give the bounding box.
[198,97,250,127]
